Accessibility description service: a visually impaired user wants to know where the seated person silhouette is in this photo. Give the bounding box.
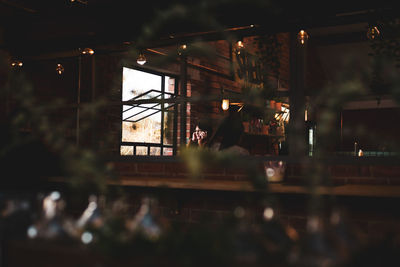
[208,105,249,155]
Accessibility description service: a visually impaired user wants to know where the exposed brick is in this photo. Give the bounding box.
[164,162,189,175]
[112,162,137,173]
[346,177,387,185]
[370,165,400,178]
[137,162,165,173]
[203,166,226,175]
[359,166,372,177]
[331,165,359,177]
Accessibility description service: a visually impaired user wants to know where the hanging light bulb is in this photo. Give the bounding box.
[297,30,309,45]
[70,0,88,5]
[222,99,230,110]
[236,40,244,55]
[80,48,94,55]
[178,44,187,56]
[237,40,244,49]
[367,26,380,40]
[56,63,64,75]
[136,52,146,65]
[10,59,23,68]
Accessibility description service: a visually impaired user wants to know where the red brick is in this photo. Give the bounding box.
[370,165,400,178]
[137,162,165,173]
[164,162,189,175]
[359,166,372,177]
[346,177,387,185]
[331,165,359,177]
[203,166,225,175]
[203,174,236,181]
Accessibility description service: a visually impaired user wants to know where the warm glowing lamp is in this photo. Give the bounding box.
[297,30,309,45]
[56,63,64,75]
[236,40,244,55]
[222,99,230,110]
[178,44,187,56]
[81,48,94,55]
[11,60,23,68]
[136,53,146,65]
[367,26,380,40]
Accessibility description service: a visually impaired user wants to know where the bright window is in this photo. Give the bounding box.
[121,67,177,156]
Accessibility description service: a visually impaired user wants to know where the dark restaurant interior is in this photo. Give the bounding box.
[1,0,400,266]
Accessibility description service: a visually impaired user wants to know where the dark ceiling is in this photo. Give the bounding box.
[1,0,398,58]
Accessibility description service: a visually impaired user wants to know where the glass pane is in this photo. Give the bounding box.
[136,146,148,156]
[163,109,174,145]
[122,68,163,144]
[163,147,173,156]
[120,145,133,156]
[150,147,161,156]
[122,67,162,101]
[122,113,162,143]
[123,104,161,121]
[165,76,175,96]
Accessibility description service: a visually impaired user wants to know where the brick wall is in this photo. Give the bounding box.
[112,159,400,186]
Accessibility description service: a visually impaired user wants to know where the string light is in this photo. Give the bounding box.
[80,48,94,55]
[297,30,309,45]
[136,52,146,65]
[10,60,23,68]
[178,44,187,56]
[70,0,88,5]
[367,26,380,40]
[56,63,65,75]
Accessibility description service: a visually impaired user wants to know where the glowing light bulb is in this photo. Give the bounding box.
[56,63,64,75]
[81,48,94,55]
[297,30,309,45]
[367,26,380,40]
[263,207,274,221]
[11,60,23,68]
[178,44,187,56]
[222,99,229,110]
[237,40,244,48]
[136,53,146,65]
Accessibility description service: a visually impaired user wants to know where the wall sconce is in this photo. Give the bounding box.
[56,63,64,75]
[367,26,380,40]
[136,52,146,65]
[297,30,309,45]
[222,99,230,110]
[80,48,94,55]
